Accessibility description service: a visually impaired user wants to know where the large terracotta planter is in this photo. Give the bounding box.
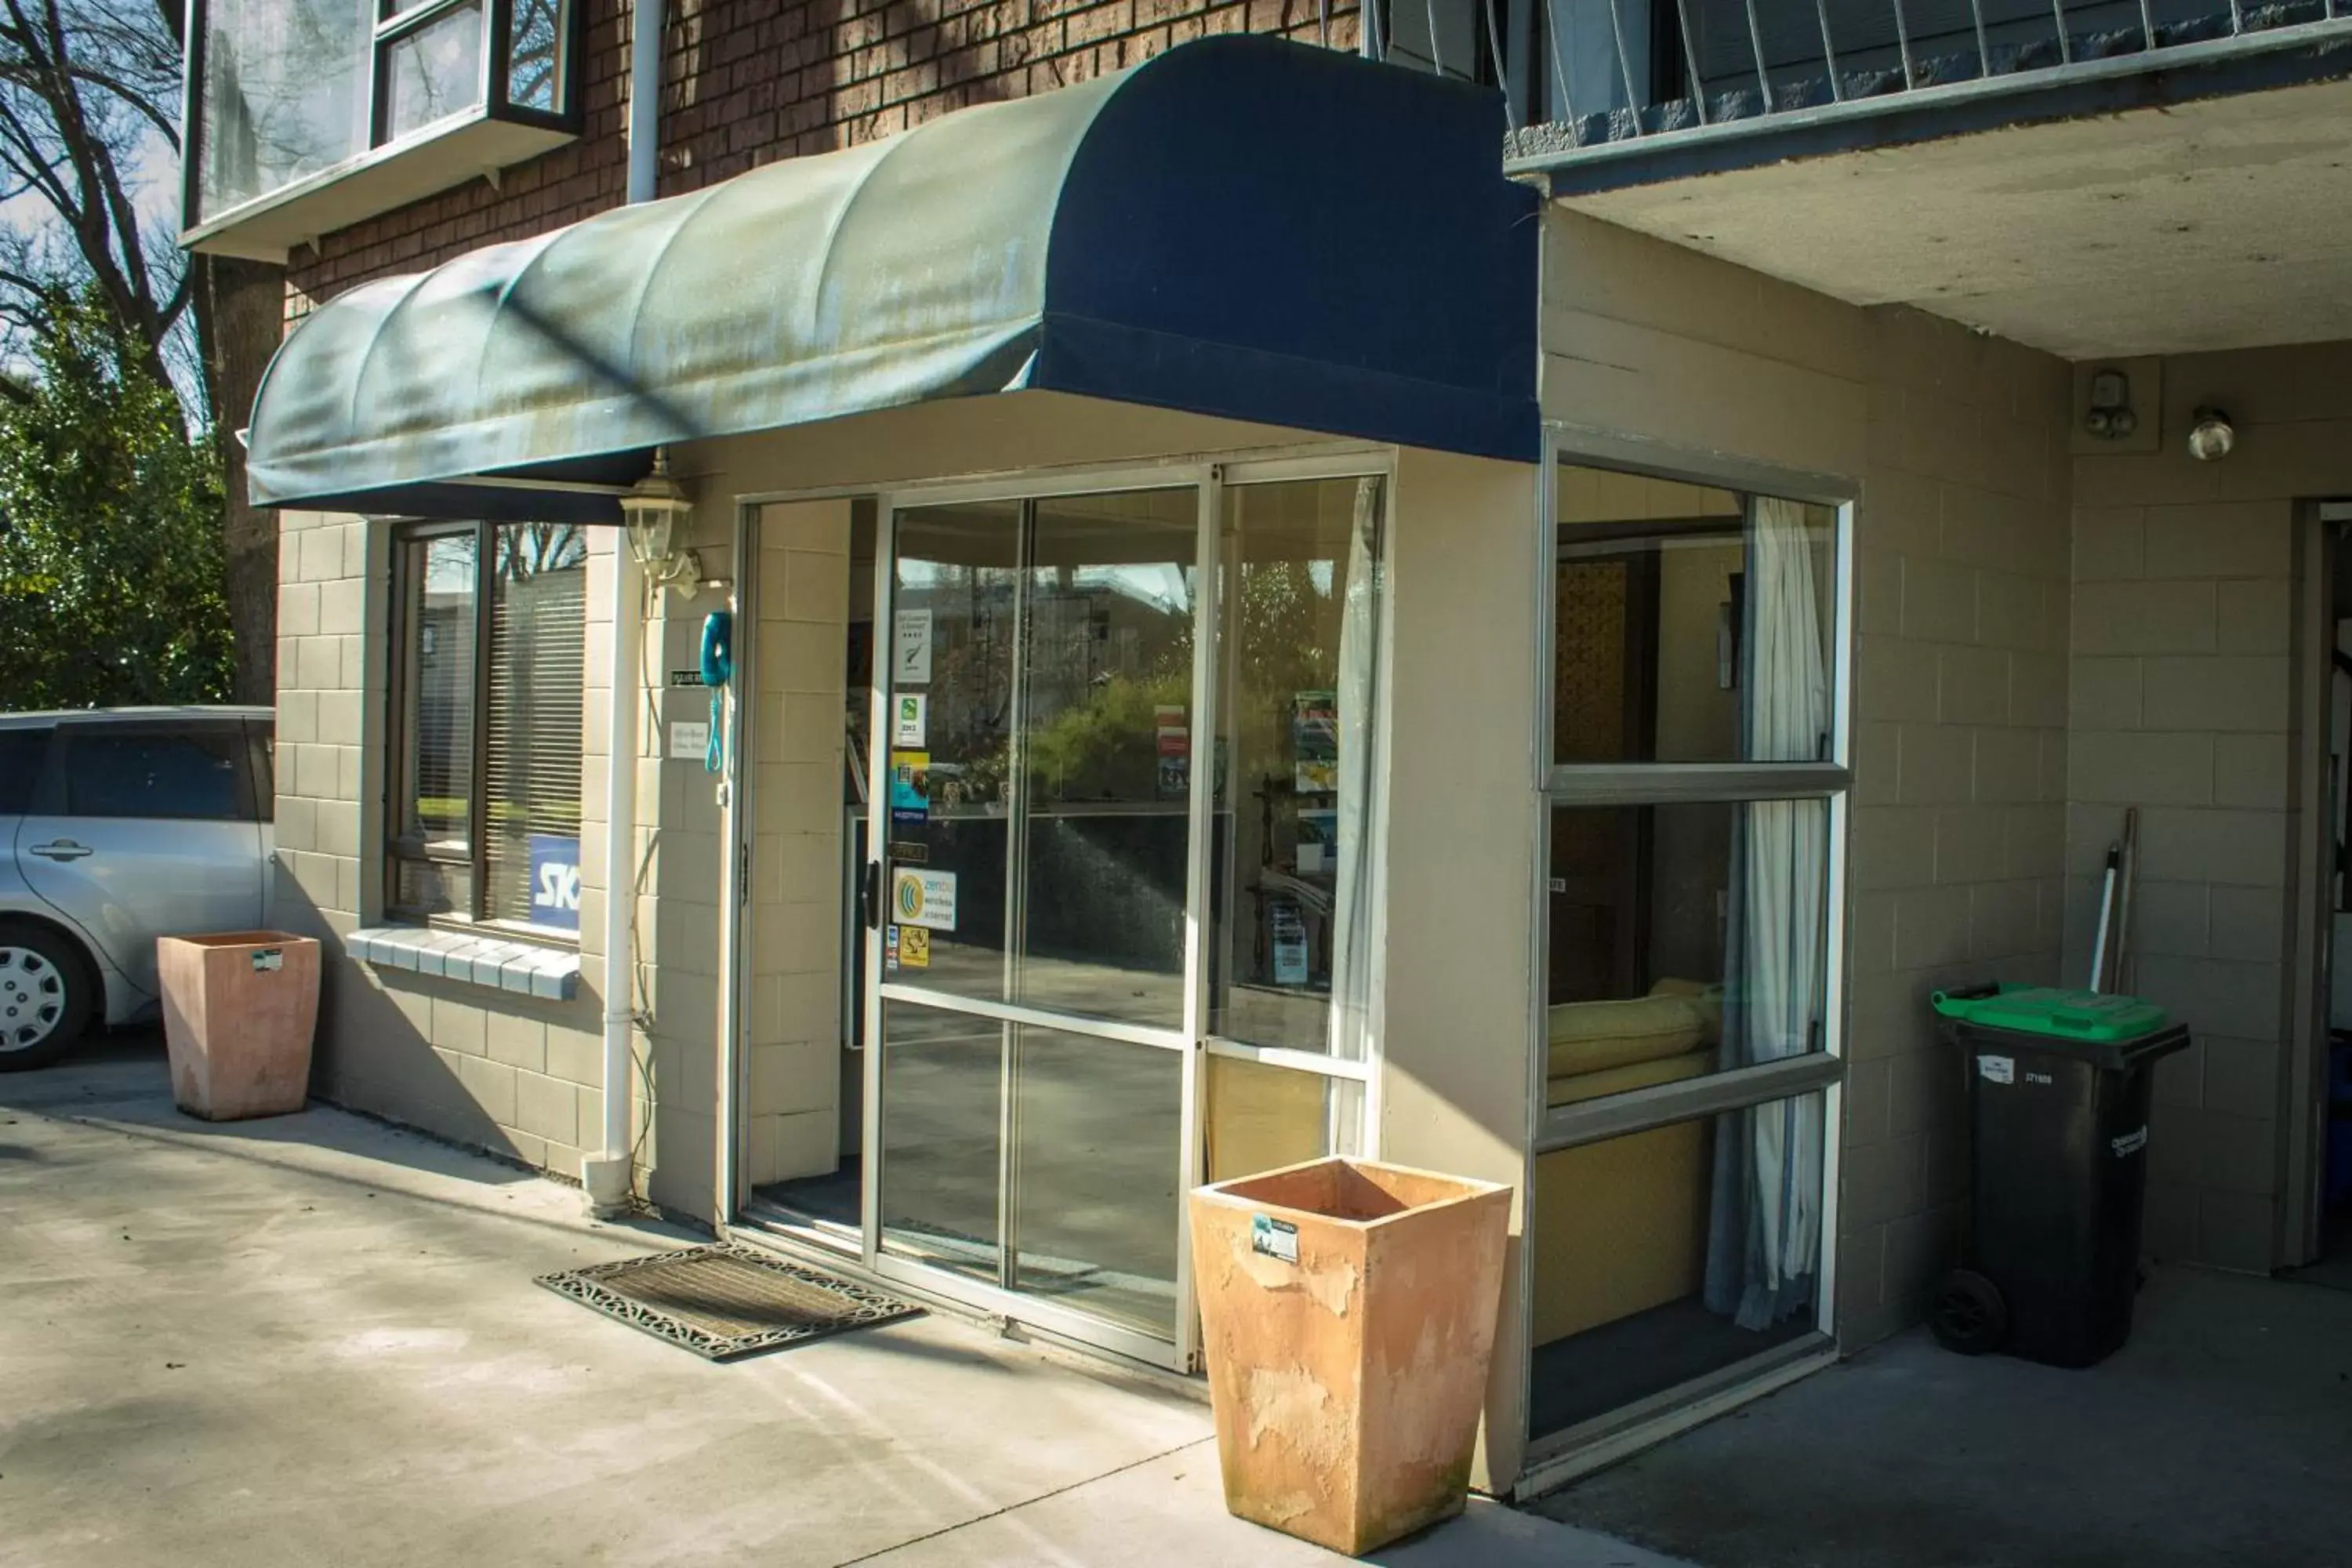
[1189,1157,1511,1556]
[158,932,321,1120]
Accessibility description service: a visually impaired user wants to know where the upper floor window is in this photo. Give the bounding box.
[184,0,581,256]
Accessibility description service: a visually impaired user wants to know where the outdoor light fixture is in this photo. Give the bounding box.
[2083,368,2137,440]
[622,448,699,590]
[2187,408,2236,462]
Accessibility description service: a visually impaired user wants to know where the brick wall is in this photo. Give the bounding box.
[288,0,1360,314]
[2067,339,2352,1274]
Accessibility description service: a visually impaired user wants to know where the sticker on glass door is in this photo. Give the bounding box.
[892,868,957,931]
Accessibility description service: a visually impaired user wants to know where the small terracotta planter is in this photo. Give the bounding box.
[158,932,321,1121]
[1189,1157,1511,1556]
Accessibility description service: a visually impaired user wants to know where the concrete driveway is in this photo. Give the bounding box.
[0,1035,1660,1568]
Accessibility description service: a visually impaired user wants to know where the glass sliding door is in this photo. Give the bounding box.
[867,481,1203,1363]
[859,462,1391,1367]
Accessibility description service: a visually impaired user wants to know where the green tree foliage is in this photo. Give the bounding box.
[0,294,231,707]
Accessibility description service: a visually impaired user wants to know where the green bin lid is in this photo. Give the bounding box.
[1929,985,2170,1042]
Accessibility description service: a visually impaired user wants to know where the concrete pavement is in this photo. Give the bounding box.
[0,1036,1675,1568]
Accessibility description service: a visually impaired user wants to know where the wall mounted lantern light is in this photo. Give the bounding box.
[622,448,700,592]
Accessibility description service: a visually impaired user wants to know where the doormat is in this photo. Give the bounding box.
[536,1244,920,1361]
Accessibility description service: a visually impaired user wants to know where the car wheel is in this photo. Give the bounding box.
[0,921,93,1072]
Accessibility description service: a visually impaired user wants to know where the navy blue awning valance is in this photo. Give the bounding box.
[245,36,1540,518]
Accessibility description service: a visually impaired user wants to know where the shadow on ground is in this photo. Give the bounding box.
[1530,1265,2352,1568]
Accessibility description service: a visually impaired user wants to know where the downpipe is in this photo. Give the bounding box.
[585,0,663,1216]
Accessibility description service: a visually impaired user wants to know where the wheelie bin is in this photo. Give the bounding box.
[1926,984,2191,1367]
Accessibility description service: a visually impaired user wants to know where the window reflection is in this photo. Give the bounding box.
[197,0,372,219]
[1553,466,1833,766]
[506,0,566,111]
[380,3,486,141]
[1209,477,1385,1058]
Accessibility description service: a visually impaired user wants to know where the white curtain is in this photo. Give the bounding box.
[1706,495,1829,1330]
[1324,478,1384,1069]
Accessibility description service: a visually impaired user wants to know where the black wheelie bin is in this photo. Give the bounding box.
[1926,984,2191,1368]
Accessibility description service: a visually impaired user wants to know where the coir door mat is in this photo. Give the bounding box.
[537,1243,920,1360]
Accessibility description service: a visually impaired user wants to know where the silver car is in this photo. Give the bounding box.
[0,707,274,1069]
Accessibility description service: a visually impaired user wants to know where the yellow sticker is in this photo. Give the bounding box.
[900,926,930,968]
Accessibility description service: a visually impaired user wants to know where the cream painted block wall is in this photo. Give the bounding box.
[274,512,613,1181]
[1379,448,1544,1491]
[1542,209,2075,1352]
[744,499,854,1187]
[2067,339,2352,1274]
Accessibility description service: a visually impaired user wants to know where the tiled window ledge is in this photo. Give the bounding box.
[348,926,580,1000]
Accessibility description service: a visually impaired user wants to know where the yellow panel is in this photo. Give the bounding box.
[1530,1118,1713,1346]
[1204,1054,1330,1184]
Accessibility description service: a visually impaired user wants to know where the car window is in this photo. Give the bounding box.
[64,728,248,821]
[0,727,52,814]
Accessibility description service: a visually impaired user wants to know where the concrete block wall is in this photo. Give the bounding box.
[2066,339,2352,1273]
[274,511,619,1189]
[742,500,855,1189]
[1541,209,2074,1350]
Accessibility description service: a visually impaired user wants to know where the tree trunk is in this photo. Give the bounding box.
[198,255,289,705]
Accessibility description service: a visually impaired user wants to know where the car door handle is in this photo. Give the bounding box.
[27,840,93,860]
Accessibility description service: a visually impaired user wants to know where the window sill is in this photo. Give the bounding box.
[350,924,580,1000]
[181,111,575,263]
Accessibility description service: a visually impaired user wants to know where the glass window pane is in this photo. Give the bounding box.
[63,730,245,820]
[1015,488,1197,1029]
[0,728,53,815]
[379,2,485,141]
[1553,464,1835,765]
[1011,1027,1181,1338]
[1209,477,1384,1058]
[195,0,372,220]
[1547,799,1829,1098]
[504,0,568,111]
[483,524,587,931]
[1530,1092,1826,1442]
[397,532,477,854]
[884,501,1022,1005]
[1203,1054,1354,1183]
[879,1001,1002,1283]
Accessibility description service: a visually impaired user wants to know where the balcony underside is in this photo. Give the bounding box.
[1519,27,2352,358]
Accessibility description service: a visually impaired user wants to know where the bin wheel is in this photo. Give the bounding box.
[1930,1270,2007,1356]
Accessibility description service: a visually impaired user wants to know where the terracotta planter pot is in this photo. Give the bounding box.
[1189,1157,1511,1556]
[157,932,321,1121]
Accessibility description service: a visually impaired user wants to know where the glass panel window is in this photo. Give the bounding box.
[0,728,53,815]
[379,2,486,140]
[389,521,585,934]
[879,1001,1002,1283]
[1553,464,1835,766]
[395,531,477,858]
[63,730,247,821]
[884,501,1022,1005]
[1203,1054,1352,1183]
[1015,488,1197,1029]
[1010,1026,1181,1337]
[1546,798,1830,1095]
[484,525,588,931]
[505,0,568,111]
[1530,1092,1827,1441]
[195,0,372,220]
[1209,476,1385,1058]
